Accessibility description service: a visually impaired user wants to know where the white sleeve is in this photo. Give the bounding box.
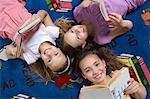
[45,26,60,40]
[23,51,38,65]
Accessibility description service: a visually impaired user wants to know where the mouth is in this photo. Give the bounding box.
[94,73,102,79]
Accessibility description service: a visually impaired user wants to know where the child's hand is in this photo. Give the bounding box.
[108,13,123,28]
[124,78,147,99]
[124,78,141,95]
[5,42,23,58]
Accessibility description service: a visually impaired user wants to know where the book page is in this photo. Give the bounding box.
[98,0,109,21]
[109,67,130,99]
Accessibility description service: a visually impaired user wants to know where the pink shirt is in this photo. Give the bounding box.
[0,0,32,43]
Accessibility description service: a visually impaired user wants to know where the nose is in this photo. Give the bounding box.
[71,28,77,33]
[93,68,99,76]
[76,27,83,34]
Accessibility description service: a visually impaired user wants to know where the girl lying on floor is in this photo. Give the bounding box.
[74,47,147,99]
[55,0,145,55]
[0,0,63,66]
[0,0,81,86]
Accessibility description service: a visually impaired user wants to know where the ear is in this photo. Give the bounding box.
[82,41,87,48]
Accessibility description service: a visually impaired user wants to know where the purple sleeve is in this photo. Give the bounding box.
[73,5,83,23]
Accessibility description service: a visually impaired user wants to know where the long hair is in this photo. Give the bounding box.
[31,41,73,81]
[54,18,75,35]
[75,47,127,78]
[55,18,80,58]
[31,58,54,82]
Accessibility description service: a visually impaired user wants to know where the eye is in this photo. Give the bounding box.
[55,52,58,56]
[77,36,80,39]
[85,69,90,73]
[48,59,51,63]
[95,63,99,67]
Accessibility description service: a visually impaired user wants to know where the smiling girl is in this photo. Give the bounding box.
[75,47,147,99]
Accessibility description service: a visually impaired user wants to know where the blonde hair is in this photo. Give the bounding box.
[54,18,75,35]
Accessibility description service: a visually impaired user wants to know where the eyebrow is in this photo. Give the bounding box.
[83,67,90,71]
[83,59,98,71]
[93,60,97,65]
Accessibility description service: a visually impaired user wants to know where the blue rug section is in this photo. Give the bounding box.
[0,1,150,99]
[105,1,150,71]
[0,59,83,99]
[25,0,82,21]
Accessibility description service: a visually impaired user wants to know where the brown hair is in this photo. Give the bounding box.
[55,18,82,58]
[54,18,75,35]
[75,47,127,78]
[59,36,81,58]
[31,58,54,82]
[31,55,72,82]
[31,41,70,82]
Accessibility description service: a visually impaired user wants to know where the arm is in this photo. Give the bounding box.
[108,13,133,39]
[5,42,38,65]
[124,78,147,99]
[16,10,55,47]
[36,10,55,26]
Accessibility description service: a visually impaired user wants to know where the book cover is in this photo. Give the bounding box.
[18,17,41,34]
[59,1,72,9]
[117,56,142,84]
[137,56,150,83]
[16,17,41,57]
[131,56,150,89]
[12,93,37,99]
[59,0,72,2]
[97,0,109,21]
[120,53,150,89]
[81,67,131,99]
[45,0,53,10]
[50,0,60,10]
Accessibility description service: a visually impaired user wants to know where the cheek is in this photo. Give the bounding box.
[84,31,88,38]
[83,72,92,78]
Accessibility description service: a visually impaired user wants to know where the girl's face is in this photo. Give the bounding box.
[64,25,88,48]
[79,54,107,84]
[39,42,67,72]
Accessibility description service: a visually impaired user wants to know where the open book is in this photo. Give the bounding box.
[16,16,42,57]
[80,67,131,99]
[18,17,41,34]
[96,0,109,21]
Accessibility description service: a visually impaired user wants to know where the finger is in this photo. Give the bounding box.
[124,84,139,95]
[124,79,135,91]
[109,15,120,23]
[12,47,18,56]
[108,13,121,18]
[124,80,139,94]
[108,22,115,28]
[108,24,115,28]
